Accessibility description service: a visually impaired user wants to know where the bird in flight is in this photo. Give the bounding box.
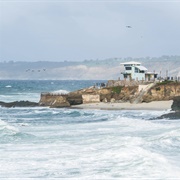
[126,26,132,28]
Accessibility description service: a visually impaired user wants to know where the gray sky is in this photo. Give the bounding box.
[0,0,180,62]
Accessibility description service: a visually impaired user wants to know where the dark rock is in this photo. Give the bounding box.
[67,94,82,105]
[171,96,180,111]
[156,96,180,120]
[0,101,39,108]
[157,111,180,120]
[100,94,112,102]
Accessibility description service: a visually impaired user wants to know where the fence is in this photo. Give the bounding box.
[41,92,68,96]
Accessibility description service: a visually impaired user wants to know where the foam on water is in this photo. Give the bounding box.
[51,89,69,94]
[5,85,12,88]
[0,119,21,144]
[1,110,180,179]
[0,119,19,135]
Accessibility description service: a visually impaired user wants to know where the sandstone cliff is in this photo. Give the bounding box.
[39,86,138,107]
[39,93,70,107]
[142,82,180,102]
[39,81,180,108]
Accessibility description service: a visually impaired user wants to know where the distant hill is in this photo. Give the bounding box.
[0,56,179,80]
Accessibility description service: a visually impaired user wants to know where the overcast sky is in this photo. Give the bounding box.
[0,0,180,62]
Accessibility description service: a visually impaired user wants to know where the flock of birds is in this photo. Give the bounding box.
[25,25,132,74]
[25,69,46,73]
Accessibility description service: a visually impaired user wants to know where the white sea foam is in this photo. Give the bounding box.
[0,106,180,179]
[5,85,12,88]
[0,119,7,126]
[51,89,69,94]
[0,119,19,135]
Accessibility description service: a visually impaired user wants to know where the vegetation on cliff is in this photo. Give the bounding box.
[111,86,123,94]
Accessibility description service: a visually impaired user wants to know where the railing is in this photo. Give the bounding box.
[41,92,68,96]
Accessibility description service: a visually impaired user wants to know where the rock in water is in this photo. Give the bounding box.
[157,96,180,119]
[0,101,39,108]
[158,111,180,120]
[171,96,180,111]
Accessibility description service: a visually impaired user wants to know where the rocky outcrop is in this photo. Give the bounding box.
[158,111,180,119]
[38,81,180,108]
[142,82,180,102]
[106,81,180,103]
[0,101,38,108]
[110,86,138,102]
[171,96,180,111]
[38,86,139,107]
[157,96,180,119]
[82,94,100,103]
[39,93,70,107]
[131,83,156,104]
[67,94,83,105]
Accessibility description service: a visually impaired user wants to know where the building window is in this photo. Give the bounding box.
[125,67,132,70]
[135,67,139,73]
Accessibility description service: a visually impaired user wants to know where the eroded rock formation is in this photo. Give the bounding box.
[38,86,139,108]
[39,94,70,107]
[142,82,180,102]
[0,101,38,108]
[38,81,180,108]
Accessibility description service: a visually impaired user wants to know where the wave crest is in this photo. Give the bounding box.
[0,119,19,137]
[51,89,69,94]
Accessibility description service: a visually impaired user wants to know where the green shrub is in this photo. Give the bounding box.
[157,80,174,85]
[156,87,161,91]
[112,86,123,94]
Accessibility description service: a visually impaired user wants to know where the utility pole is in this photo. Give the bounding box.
[166,70,168,80]
[159,71,161,82]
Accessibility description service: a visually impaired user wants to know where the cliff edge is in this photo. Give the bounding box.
[39,81,180,108]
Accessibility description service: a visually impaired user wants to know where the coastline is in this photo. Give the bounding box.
[71,100,173,111]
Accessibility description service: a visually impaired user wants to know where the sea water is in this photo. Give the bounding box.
[0,80,180,179]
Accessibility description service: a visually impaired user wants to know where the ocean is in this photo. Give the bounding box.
[0,80,180,179]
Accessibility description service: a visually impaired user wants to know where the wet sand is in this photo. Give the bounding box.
[71,100,173,111]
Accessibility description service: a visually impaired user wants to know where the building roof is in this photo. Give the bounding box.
[135,65,147,71]
[120,61,141,65]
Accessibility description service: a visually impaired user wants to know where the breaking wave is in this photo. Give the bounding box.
[0,119,19,136]
[0,80,180,179]
[0,119,36,143]
[51,89,69,94]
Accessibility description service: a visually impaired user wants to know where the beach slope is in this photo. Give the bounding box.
[71,100,173,111]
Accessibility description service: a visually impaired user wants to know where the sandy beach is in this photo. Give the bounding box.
[72,100,173,111]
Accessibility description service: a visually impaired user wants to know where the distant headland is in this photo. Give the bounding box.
[0,55,179,80]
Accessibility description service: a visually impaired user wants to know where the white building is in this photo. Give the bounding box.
[120,61,157,81]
